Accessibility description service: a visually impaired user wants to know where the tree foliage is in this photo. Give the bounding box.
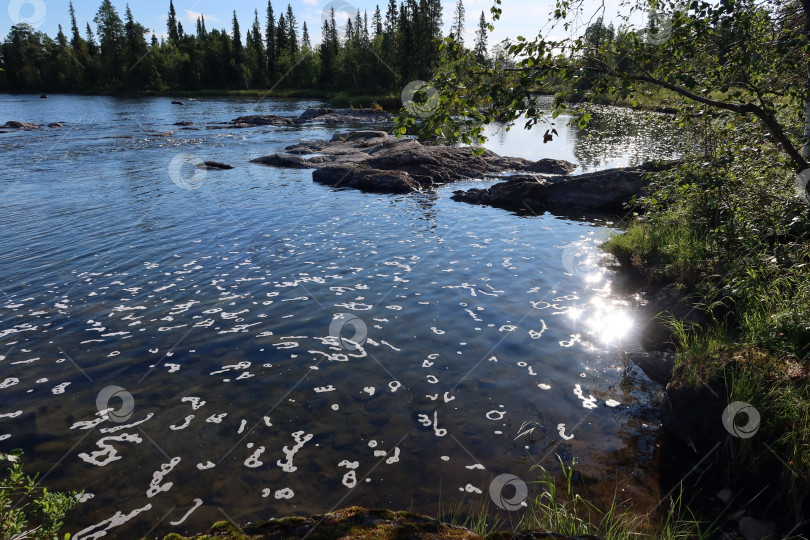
[396,0,810,172]
[0,0,467,95]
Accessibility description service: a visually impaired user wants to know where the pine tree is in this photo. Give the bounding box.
[68,2,83,50]
[372,6,383,38]
[473,10,487,62]
[232,10,243,61]
[285,5,298,54]
[276,13,288,54]
[167,0,179,45]
[85,23,98,56]
[302,22,311,50]
[266,1,276,77]
[451,0,464,45]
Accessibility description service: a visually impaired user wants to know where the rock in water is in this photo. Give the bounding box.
[232,115,294,127]
[196,161,234,170]
[2,121,39,130]
[171,100,184,105]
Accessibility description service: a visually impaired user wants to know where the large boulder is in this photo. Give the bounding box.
[313,164,423,193]
[452,161,678,212]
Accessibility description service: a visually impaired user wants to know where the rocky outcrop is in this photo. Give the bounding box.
[232,109,392,128]
[233,115,295,127]
[252,131,574,193]
[2,121,39,130]
[297,107,393,123]
[452,161,677,212]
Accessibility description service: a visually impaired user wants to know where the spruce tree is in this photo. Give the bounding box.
[167,0,179,44]
[473,10,487,62]
[451,0,464,45]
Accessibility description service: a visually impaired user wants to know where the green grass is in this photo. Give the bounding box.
[519,457,715,540]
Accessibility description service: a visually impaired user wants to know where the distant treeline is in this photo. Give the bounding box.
[0,0,495,94]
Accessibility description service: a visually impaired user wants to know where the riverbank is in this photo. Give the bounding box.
[599,152,810,537]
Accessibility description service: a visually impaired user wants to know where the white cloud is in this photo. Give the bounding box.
[302,0,319,5]
[180,9,218,24]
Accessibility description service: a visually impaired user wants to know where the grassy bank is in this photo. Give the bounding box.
[600,112,810,529]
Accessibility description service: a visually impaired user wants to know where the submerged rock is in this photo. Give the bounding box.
[2,121,39,130]
[171,100,184,105]
[174,121,194,126]
[47,122,64,128]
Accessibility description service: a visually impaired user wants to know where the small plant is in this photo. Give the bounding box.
[0,450,78,540]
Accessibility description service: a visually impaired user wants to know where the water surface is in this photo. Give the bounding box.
[0,94,679,538]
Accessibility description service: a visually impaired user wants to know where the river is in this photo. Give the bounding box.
[0,94,682,538]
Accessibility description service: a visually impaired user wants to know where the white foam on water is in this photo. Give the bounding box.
[146,457,181,498]
[73,502,152,540]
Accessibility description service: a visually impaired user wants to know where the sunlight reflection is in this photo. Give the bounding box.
[583,295,634,344]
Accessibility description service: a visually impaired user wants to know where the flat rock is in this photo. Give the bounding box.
[171,100,184,105]
[296,108,392,123]
[251,154,333,168]
[174,121,194,126]
[196,161,234,170]
[232,115,294,127]
[47,122,64,128]
[2,121,39,130]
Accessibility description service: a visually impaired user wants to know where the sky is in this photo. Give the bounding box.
[2,0,649,51]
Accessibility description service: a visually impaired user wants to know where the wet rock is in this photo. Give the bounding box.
[171,100,184,105]
[251,154,333,168]
[626,351,675,385]
[174,121,194,126]
[296,107,392,123]
[47,122,64,128]
[452,161,678,212]
[254,133,578,194]
[313,164,422,193]
[40,94,49,98]
[2,121,39,130]
[738,517,778,540]
[196,161,234,170]
[154,131,173,137]
[232,114,294,127]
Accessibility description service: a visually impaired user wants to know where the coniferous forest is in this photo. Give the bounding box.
[0,0,494,94]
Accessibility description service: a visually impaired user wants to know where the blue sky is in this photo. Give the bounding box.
[3,0,647,50]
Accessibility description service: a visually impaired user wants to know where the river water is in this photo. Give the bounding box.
[0,95,682,538]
